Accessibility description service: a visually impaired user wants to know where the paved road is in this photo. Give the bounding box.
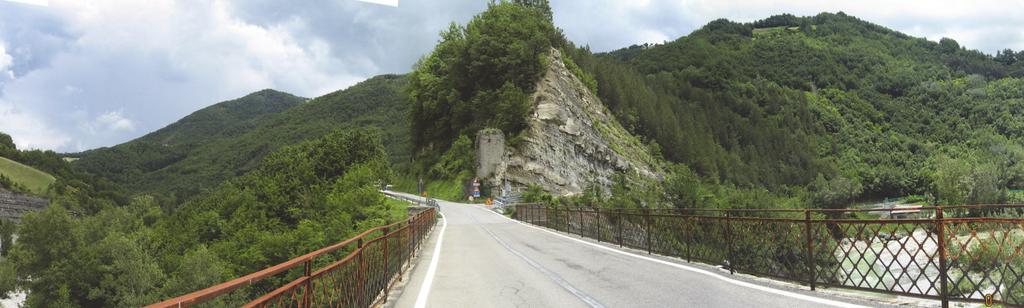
[385,193,901,308]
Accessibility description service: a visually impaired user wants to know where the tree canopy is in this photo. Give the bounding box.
[565,12,1024,206]
[1,130,405,306]
[408,1,563,176]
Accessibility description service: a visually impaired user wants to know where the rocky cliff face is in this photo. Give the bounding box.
[485,49,660,196]
[0,190,48,222]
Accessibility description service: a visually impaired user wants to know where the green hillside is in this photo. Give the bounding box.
[9,3,1024,306]
[564,12,1024,207]
[72,89,305,194]
[74,75,411,202]
[0,156,56,194]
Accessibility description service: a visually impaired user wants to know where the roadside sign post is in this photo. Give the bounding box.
[471,178,481,200]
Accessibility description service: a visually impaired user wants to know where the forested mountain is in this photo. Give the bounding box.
[3,130,404,306]
[74,75,412,203]
[0,131,126,213]
[9,4,1024,306]
[72,90,305,195]
[68,8,1024,209]
[564,12,1024,206]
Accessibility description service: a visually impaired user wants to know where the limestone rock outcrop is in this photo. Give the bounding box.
[0,190,49,221]
[486,49,660,196]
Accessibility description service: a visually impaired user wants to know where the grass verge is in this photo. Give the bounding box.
[0,156,56,195]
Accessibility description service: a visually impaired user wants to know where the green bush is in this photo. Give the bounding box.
[561,49,598,94]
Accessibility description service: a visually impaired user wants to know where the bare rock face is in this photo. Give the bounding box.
[487,49,659,196]
[0,190,48,222]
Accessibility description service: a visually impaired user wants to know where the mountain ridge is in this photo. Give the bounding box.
[564,11,1024,205]
[73,10,1024,207]
[73,75,411,202]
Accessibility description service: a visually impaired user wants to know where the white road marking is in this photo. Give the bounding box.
[413,211,446,308]
[473,205,869,308]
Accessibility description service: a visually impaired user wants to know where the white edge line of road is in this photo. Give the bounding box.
[473,204,869,308]
[413,210,446,308]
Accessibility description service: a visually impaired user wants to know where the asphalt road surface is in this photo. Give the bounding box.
[385,192,905,308]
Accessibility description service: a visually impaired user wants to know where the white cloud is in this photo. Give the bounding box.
[2,0,1024,152]
[553,0,1024,54]
[0,102,70,150]
[91,110,134,132]
[0,0,370,151]
[2,0,48,6]
[0,40,12,81]
[356,0,398,8]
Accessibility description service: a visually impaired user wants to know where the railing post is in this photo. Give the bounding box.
[569,208,575,235]
[524,204,529,222]
[726,210,734,275]
[382,226,391,304]
[409,213,416,256]
[804,210,816,290]
[617,210,624,247]
[554,208,559,231]
[579,207,585,237]
[357,238,365,308]
[560,209,566,233]
[544,206,549,229]
[685,215,692,263]
[936,206,949,308]
[407,217,414,259]
[402,218,411,282]
[303,258,312,308]
[528,204,533,224]
[645,208,653,254]
[596,208,601,242]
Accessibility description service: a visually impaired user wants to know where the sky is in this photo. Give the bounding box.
[1,0,1023,152]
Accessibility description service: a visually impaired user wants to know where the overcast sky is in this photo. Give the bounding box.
[1,0,1023,152]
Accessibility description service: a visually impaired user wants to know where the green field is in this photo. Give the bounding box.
[0,156,56,194]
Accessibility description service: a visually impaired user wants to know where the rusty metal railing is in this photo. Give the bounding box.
[515,203,1024,308]
[148,207,437,308]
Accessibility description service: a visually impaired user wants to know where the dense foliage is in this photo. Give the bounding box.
[0,132,126,213]
[408,0,562,176]
[564,12,1024,207]
[8,8,1024,306]
[72,89,305,197]
[0,130,405,306]
[74,75,412,205]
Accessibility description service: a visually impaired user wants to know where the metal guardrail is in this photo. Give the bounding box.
[382,190,438,208]
[515,204,1024,308]
[491,193,521,213]
[147,206,438,308]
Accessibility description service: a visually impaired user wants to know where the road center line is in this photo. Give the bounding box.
[465,206,607,308]
[413,210,446,308]
[472,205,869,308]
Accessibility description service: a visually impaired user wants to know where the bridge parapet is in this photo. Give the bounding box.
[515,203,1024,308]
[148,205,438,307]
